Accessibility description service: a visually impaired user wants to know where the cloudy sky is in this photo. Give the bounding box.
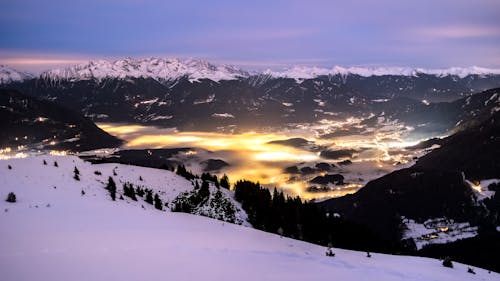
[1,0,499,72]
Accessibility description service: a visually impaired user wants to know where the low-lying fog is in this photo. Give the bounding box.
[98,116,435,200]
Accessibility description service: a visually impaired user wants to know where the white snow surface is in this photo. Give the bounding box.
[1,155,498,281]
[39,57,249,82]
[0,65,33,84]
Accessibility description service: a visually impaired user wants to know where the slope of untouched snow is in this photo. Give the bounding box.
[39,57,249,82]
[0,155,248,224]
[264,65,500,80]
[0,65,33,84]
[1,156,498,281]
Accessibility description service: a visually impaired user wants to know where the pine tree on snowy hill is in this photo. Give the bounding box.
[199,180,210,198]
[145,190,153,204]
[220,174,230,189]
[6,192,16,203]
[442,257,453,268]
[176,165,195,180]
[326,247,335,257]
[154,194,163,210]
[136,186,145,197]
[123,183,137,201]
[106,177,117,201]
[73,167,80,181]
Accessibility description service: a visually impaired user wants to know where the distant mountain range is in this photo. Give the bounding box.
[2,58,500,83]
[1,58,499,139]
[0,65,33,84]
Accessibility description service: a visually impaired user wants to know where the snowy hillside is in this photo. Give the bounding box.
[0,65,33,84]
[0,155,248,224]
[39,57,249,82]
[1,156,498,281]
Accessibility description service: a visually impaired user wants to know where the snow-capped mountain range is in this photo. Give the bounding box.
[39,57,249,82]
[264,65,500,80]
[2,58,500,84]
[0,65,33,84]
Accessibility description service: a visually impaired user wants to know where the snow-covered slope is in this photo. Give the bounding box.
[0,155,248,224]
[0,65,33,84]
[264,65,500,80]
[1,155,498,281]
[39,57,249,82]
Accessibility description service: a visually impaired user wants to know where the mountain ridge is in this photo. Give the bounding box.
[2,57,500,84]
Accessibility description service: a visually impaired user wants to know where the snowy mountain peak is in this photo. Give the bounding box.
[39,57,249,82]
[3,59,500,85]
[0,65,33,84]
[264,65,500,80]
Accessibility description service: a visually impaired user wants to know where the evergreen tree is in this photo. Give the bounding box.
[442,257,453,268]
[136,186,145,197]
[106,177,117,201]
[326,247,335,257]
[73,166,80,181]
[220,174,230,189]
[176,165,195,180]
[199,180,210,198]
[123,183,137,201]
[145,190,154,204]
[6,192,16,203]
[214,175,220,188]
[154,193,163,210]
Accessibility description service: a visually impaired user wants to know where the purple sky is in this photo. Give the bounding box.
[1,0,499,72]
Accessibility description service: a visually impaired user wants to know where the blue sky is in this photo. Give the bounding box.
[1,0,499,72]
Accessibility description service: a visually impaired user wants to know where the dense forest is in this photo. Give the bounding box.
[232,180,405,253]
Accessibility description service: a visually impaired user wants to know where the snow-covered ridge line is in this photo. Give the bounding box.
[263,65,500,79]
[39,57,249,82]
[2,58,500,84]
[0,64,33,84]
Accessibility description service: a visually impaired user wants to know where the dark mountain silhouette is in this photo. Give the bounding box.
[0,89,122,151]
[318,110,500,241]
